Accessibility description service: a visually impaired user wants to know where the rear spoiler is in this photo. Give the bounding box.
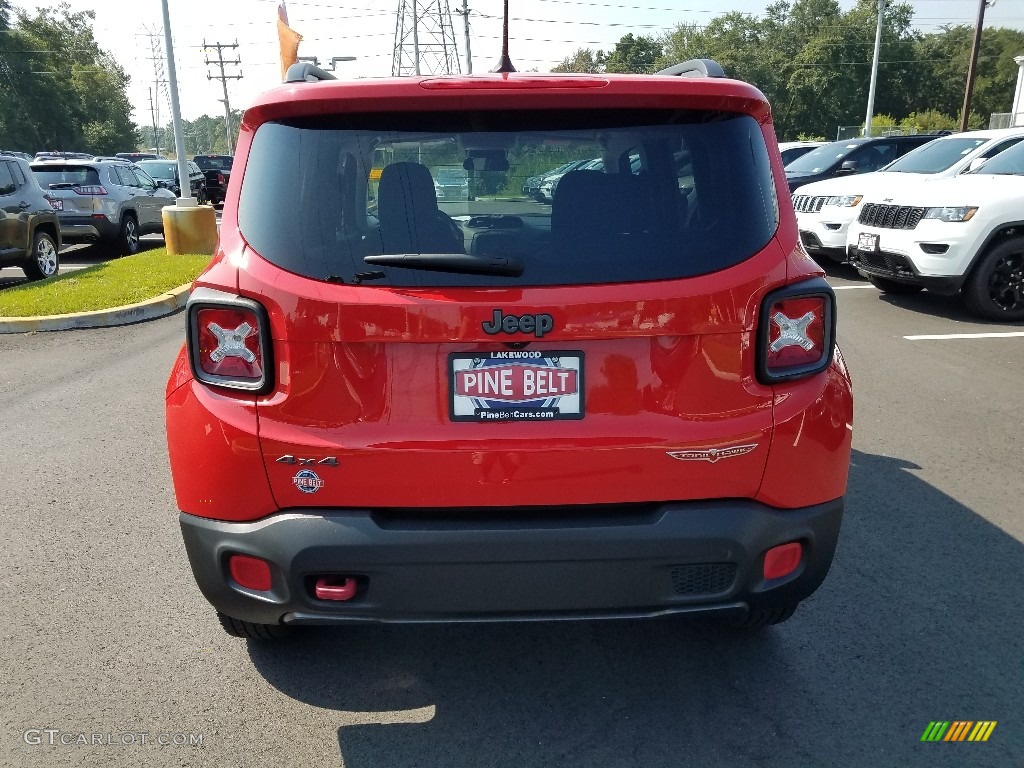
[654,59,726,78]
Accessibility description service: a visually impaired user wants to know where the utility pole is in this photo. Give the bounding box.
[457,0,472,74]
[392,1,461,76]
[204,40,242,155]
[960,0,994,132]
[864,0,886,138]
[161,0,190,198]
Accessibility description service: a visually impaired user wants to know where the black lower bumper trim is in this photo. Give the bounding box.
[180,498,844,626]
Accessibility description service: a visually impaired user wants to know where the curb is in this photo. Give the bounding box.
[0,284,191,334]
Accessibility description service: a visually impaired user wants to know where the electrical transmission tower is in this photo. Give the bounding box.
[204,40,243,155]
[392,0,461,76]
[144,26,170,154]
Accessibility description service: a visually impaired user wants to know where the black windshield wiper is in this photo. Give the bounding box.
[364,253,524,277]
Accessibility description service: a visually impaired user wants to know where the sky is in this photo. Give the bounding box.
[17,0,1024,125]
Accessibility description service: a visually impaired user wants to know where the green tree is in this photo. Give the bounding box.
[604,34,663,74]
[552,48,605,74]
[0,2,136,153]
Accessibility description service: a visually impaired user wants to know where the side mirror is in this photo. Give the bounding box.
[965,157,988,173]
[837,160,859,174]
[156,179,169,189]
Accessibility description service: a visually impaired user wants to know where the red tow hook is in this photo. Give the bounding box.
[314,576,358,601]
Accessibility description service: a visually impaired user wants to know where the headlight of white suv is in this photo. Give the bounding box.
[825,194,863,207]
[923,206,979,222]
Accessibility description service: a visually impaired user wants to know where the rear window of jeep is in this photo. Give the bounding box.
[238,109,778,287]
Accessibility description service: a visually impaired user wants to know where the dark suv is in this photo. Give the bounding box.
[191,154,233,206]
[167,59,853,640]
[785,135,941,193]
[0,153,61,279]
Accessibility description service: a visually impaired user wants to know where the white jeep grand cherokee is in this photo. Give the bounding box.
[794,128,1024,263]
[846,139,1024,321]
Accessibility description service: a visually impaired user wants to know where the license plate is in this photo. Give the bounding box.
[49,199,63,211]
[449,351,584,422]
[858,232,879,252]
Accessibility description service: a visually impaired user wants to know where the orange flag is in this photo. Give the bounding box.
[277,1,302,81]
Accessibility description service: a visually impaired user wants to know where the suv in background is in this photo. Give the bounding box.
[166,59,853,640]
[778,140,826,166]
[30,159,175,255]
[785,135,941,193]
[846,139,1024,320]
[136,159,209,203]
[794,128,1024,262]
[0,154,61,279]
[191,154,233,206]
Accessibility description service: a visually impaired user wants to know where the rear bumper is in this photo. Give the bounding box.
[180,497,844,626]
[57,215,118,242]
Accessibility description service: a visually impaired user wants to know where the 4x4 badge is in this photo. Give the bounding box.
[666,444,758,463]
[276,455,339,467]
[482,309,554,338]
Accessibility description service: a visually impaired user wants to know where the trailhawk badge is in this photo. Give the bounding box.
[666,444,758,463]
[449,351,584,422]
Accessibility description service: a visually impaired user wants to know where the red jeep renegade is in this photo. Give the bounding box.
[165,59,853,640]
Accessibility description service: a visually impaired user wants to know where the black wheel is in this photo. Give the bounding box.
[216,611,293,640]
[963,237,1024,321]
[866,274,923,294]
[115,213,140,255]
[723,603,799,630]
[22,230,59,280]
[198,186,208,205]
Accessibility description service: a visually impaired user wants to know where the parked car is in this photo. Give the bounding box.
[33,151,94,161]
[191,154,233,206]
[30,159,175,254]
[785,135,942,193]
[846,138,1024,320]
[136,159,208,203]
[166,58,853,640]
[0,154,62,279]
[779,140,826,166]
[115,152,162,161]
[793,128,1024,262]
[0,150,33,161]
[433,166,470,200]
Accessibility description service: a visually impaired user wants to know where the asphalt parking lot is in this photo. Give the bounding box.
[0,262,1021,768]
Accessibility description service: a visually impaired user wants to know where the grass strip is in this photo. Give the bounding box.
[0,248,210,317]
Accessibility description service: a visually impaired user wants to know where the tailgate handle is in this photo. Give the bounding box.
[314,576,358,601]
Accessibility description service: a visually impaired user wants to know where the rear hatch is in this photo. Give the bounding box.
[29,164,104,217]
[231,95,788,510]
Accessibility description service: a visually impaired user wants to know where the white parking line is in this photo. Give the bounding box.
[904,332,1024,341]
[831,285,875,290]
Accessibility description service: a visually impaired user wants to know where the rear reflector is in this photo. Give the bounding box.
[229,554,272,591]
[763,542,803,580]
[757,278,836,383]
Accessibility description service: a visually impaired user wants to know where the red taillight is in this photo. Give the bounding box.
[217,172,225,184]
[758,280,835,383]
[763,541,803,580]
[187,290,272,392]
[72,185,107,195]
[229,554,272,591]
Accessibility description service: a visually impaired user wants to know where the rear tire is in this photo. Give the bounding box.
[963,237,1024,321]
[866,274,923,294]
[115,213,140,256]
[216,611,293,640]
[22,230,59,280]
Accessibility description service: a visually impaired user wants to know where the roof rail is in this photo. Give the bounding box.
[284,62,338,83]
[654,59,726,79]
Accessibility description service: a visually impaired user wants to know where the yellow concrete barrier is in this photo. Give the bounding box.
[162,201,218,256]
